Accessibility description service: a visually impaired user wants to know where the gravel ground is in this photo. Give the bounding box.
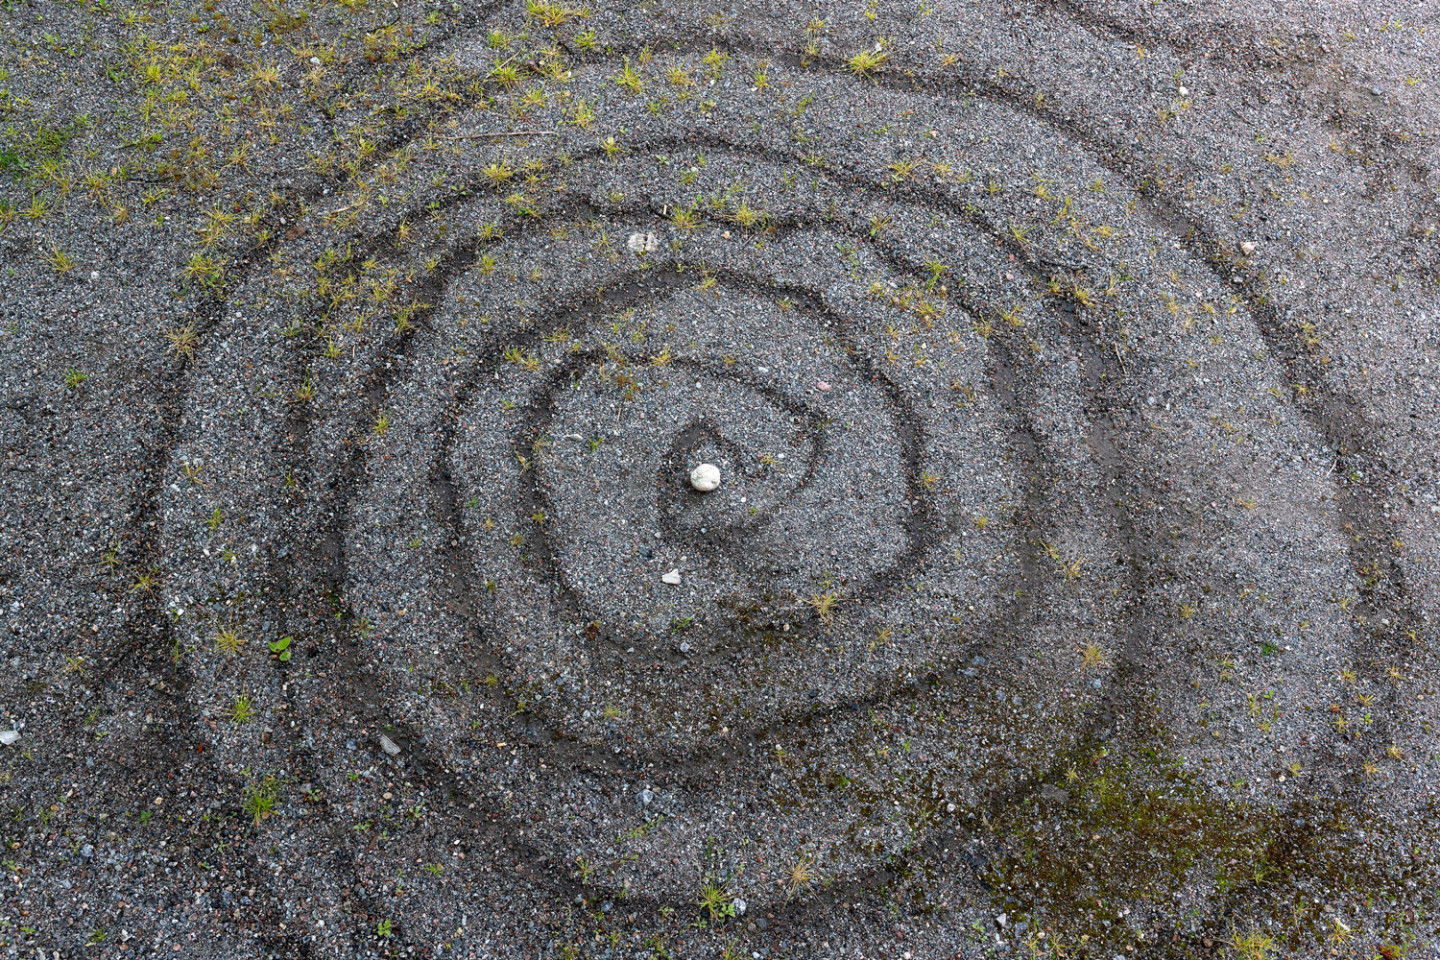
[1,0,1439,957]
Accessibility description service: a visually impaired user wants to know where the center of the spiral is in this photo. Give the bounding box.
[690,462,721,492]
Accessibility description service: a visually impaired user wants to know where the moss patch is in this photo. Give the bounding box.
[984,744,1434,956]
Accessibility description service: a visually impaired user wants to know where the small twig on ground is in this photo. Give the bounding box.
[435,130,559,140]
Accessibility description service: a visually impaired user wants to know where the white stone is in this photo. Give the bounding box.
[379,734,401,756]
[0,730,18,746]
[627,232,659,254]
[1240,240,1256,255]
[689,462,721,492]
[661,568,682,585]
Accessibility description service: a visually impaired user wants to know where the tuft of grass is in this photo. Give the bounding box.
[615,57,643,95]
[809,591,840,625]
[183,252,225,291]
[230,695,254,724]
[847,47,888,76]
[483,161,513,187]
[728,200,765,229]
[214,627,245,656]
[525,1,587,27]
[671,206,699,231]
[785,855,817,898]
[165,323,199,360]
[1226,927,1275,960]
[488,61,521,87]
[697,878,735,922]
[242,775,280,825]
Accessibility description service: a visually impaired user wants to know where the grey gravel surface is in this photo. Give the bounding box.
[1,1,1439,958]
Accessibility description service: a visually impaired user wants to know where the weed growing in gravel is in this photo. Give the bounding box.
[1227,926,1276,960]
[214,627,245,656]
[165,323,199,359]
[615,58,644,95]
[848,47,888,77]
[697,878,735,922]
[242,775,279,825]
[809,591,840,624]
[1078,641,1106,671]
[785,855,817,899]
[525,1,586,28]
[229,695,254,724]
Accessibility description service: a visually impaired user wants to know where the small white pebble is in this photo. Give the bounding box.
[1241,240,1256,255]
[690,462,721,492]
[662,568,682,585]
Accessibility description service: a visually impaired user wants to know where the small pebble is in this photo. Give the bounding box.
[815,381,833,392]
[0,730,18,746]
[379,734,401,756]
[1240,240,1256,255]
[690,462,721,492]
[662,568,682,585]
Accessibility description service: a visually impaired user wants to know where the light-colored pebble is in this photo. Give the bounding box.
[626,232,659,254]
[690,462,720,492]
[662,568,682,585]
